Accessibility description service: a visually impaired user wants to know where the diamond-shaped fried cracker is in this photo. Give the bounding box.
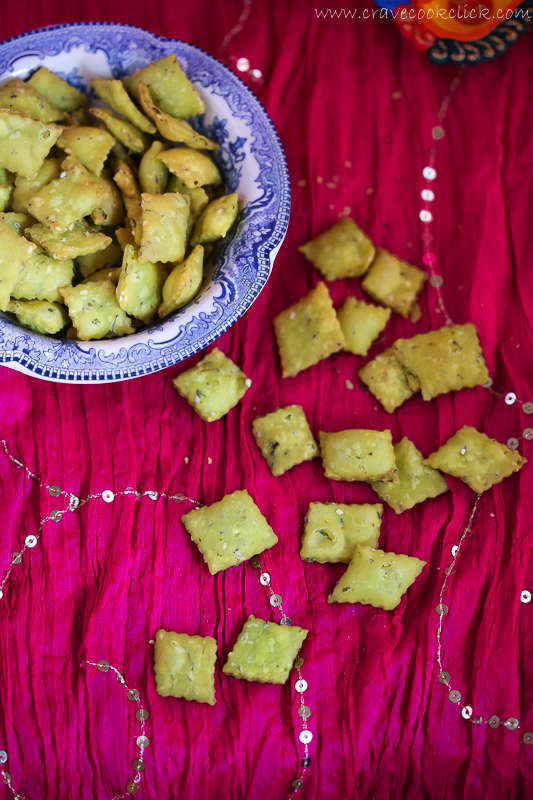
[222,616,307,685]
[12,157,62,214]
[90,170,125,227]
[298,218,375,281]
[319,429,398,482]
[0,78,64,123]
[358,347,416,413]
[361,249,427,317]
[57,127,115,176]
[172,347,250,421]
[181,490,278,575]
[0,211,33,234]
[300,502,382,563]
[60,280,134,340]
[371,437,448,513]
[273,282,346,378]
[337,297,391,356]
[81,266,121,285]
[423,426,527,494]
[24,156,108,233]
[91,78,156,134]
[12,252,74,304]
[116,244,166,325]
[0,185,12,211]
[78,243,123,278]
[124,54,205,119]
[393,323,490,401]
[154,630,217,705]
[191,194,238,247]
[0,218,38,310]
[158,147,221,189]
[0,109,62,179]
[139,141,168,194]
[28,221,112,259]
[252,404,319,477]
[89,107,150,154]
[7,298,69,334]
[28,68,87,113]
[139,192,190,264]
[113,160,142,244]
[138,81,218,149]
[328,545,426,610]
[167,176,209,227]
[159,244,203,317]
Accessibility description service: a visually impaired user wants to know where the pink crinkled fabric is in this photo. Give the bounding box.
[1,1,533,798]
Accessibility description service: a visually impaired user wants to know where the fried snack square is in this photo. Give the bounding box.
[252,405,319,477]
[57,127,115,176]
[423,426,527,494]
[91,78,156,134]
[60,280,134,340]
[113,160,143,244]
[159,244,203,317]
[172,347,250,421]
[117,244,167,325]
[78,244,123,278]
[393,323,490,401]
[0,218,38,310]
[154,630,217,705]
[319,429,398,482]
[168,181,209,228]
[300,502,382,563]
[90,171,125,227]
[0,212,33,233]
[12,157,62,214]
[12,253,74,304]
[222,616,307,685]
[28,67,87,113]
[337,297,391,356]
[89,107,150,154]
[0,110,62,179]
[158,148,221,189]
[139,141,168,194]
[138,81,218,149]
[328,545,426,610]
[361,249,427,317]
[273,282,346,378]
[191,194,238,247]
[6,299,69,335]
[25,156,108,233]
[27,221,112,259]
[124,54,205,119]
[0,78,64,123]
[139,192,190,264]
[0,185,12,211]
[371,437,449,514]
[358,347,416,413]
[298,218,375,281]
[81,266,122,285]
[181,490,278,575]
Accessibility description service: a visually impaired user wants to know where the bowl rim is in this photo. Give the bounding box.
[0,21,291,383]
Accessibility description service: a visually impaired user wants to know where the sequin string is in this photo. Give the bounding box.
[249,556,313,796]
[0,440,313,798]
[419,66,467,327]
[220,0,263,83]
[434,493,533,743]
[0,659,149,800]
[418,71,533,426]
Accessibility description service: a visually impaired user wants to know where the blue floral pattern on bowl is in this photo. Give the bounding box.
[0,22,291,383]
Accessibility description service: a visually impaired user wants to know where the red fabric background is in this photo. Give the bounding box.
[1,2,533,799]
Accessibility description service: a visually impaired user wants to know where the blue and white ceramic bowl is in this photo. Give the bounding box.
[0,23,290,383]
